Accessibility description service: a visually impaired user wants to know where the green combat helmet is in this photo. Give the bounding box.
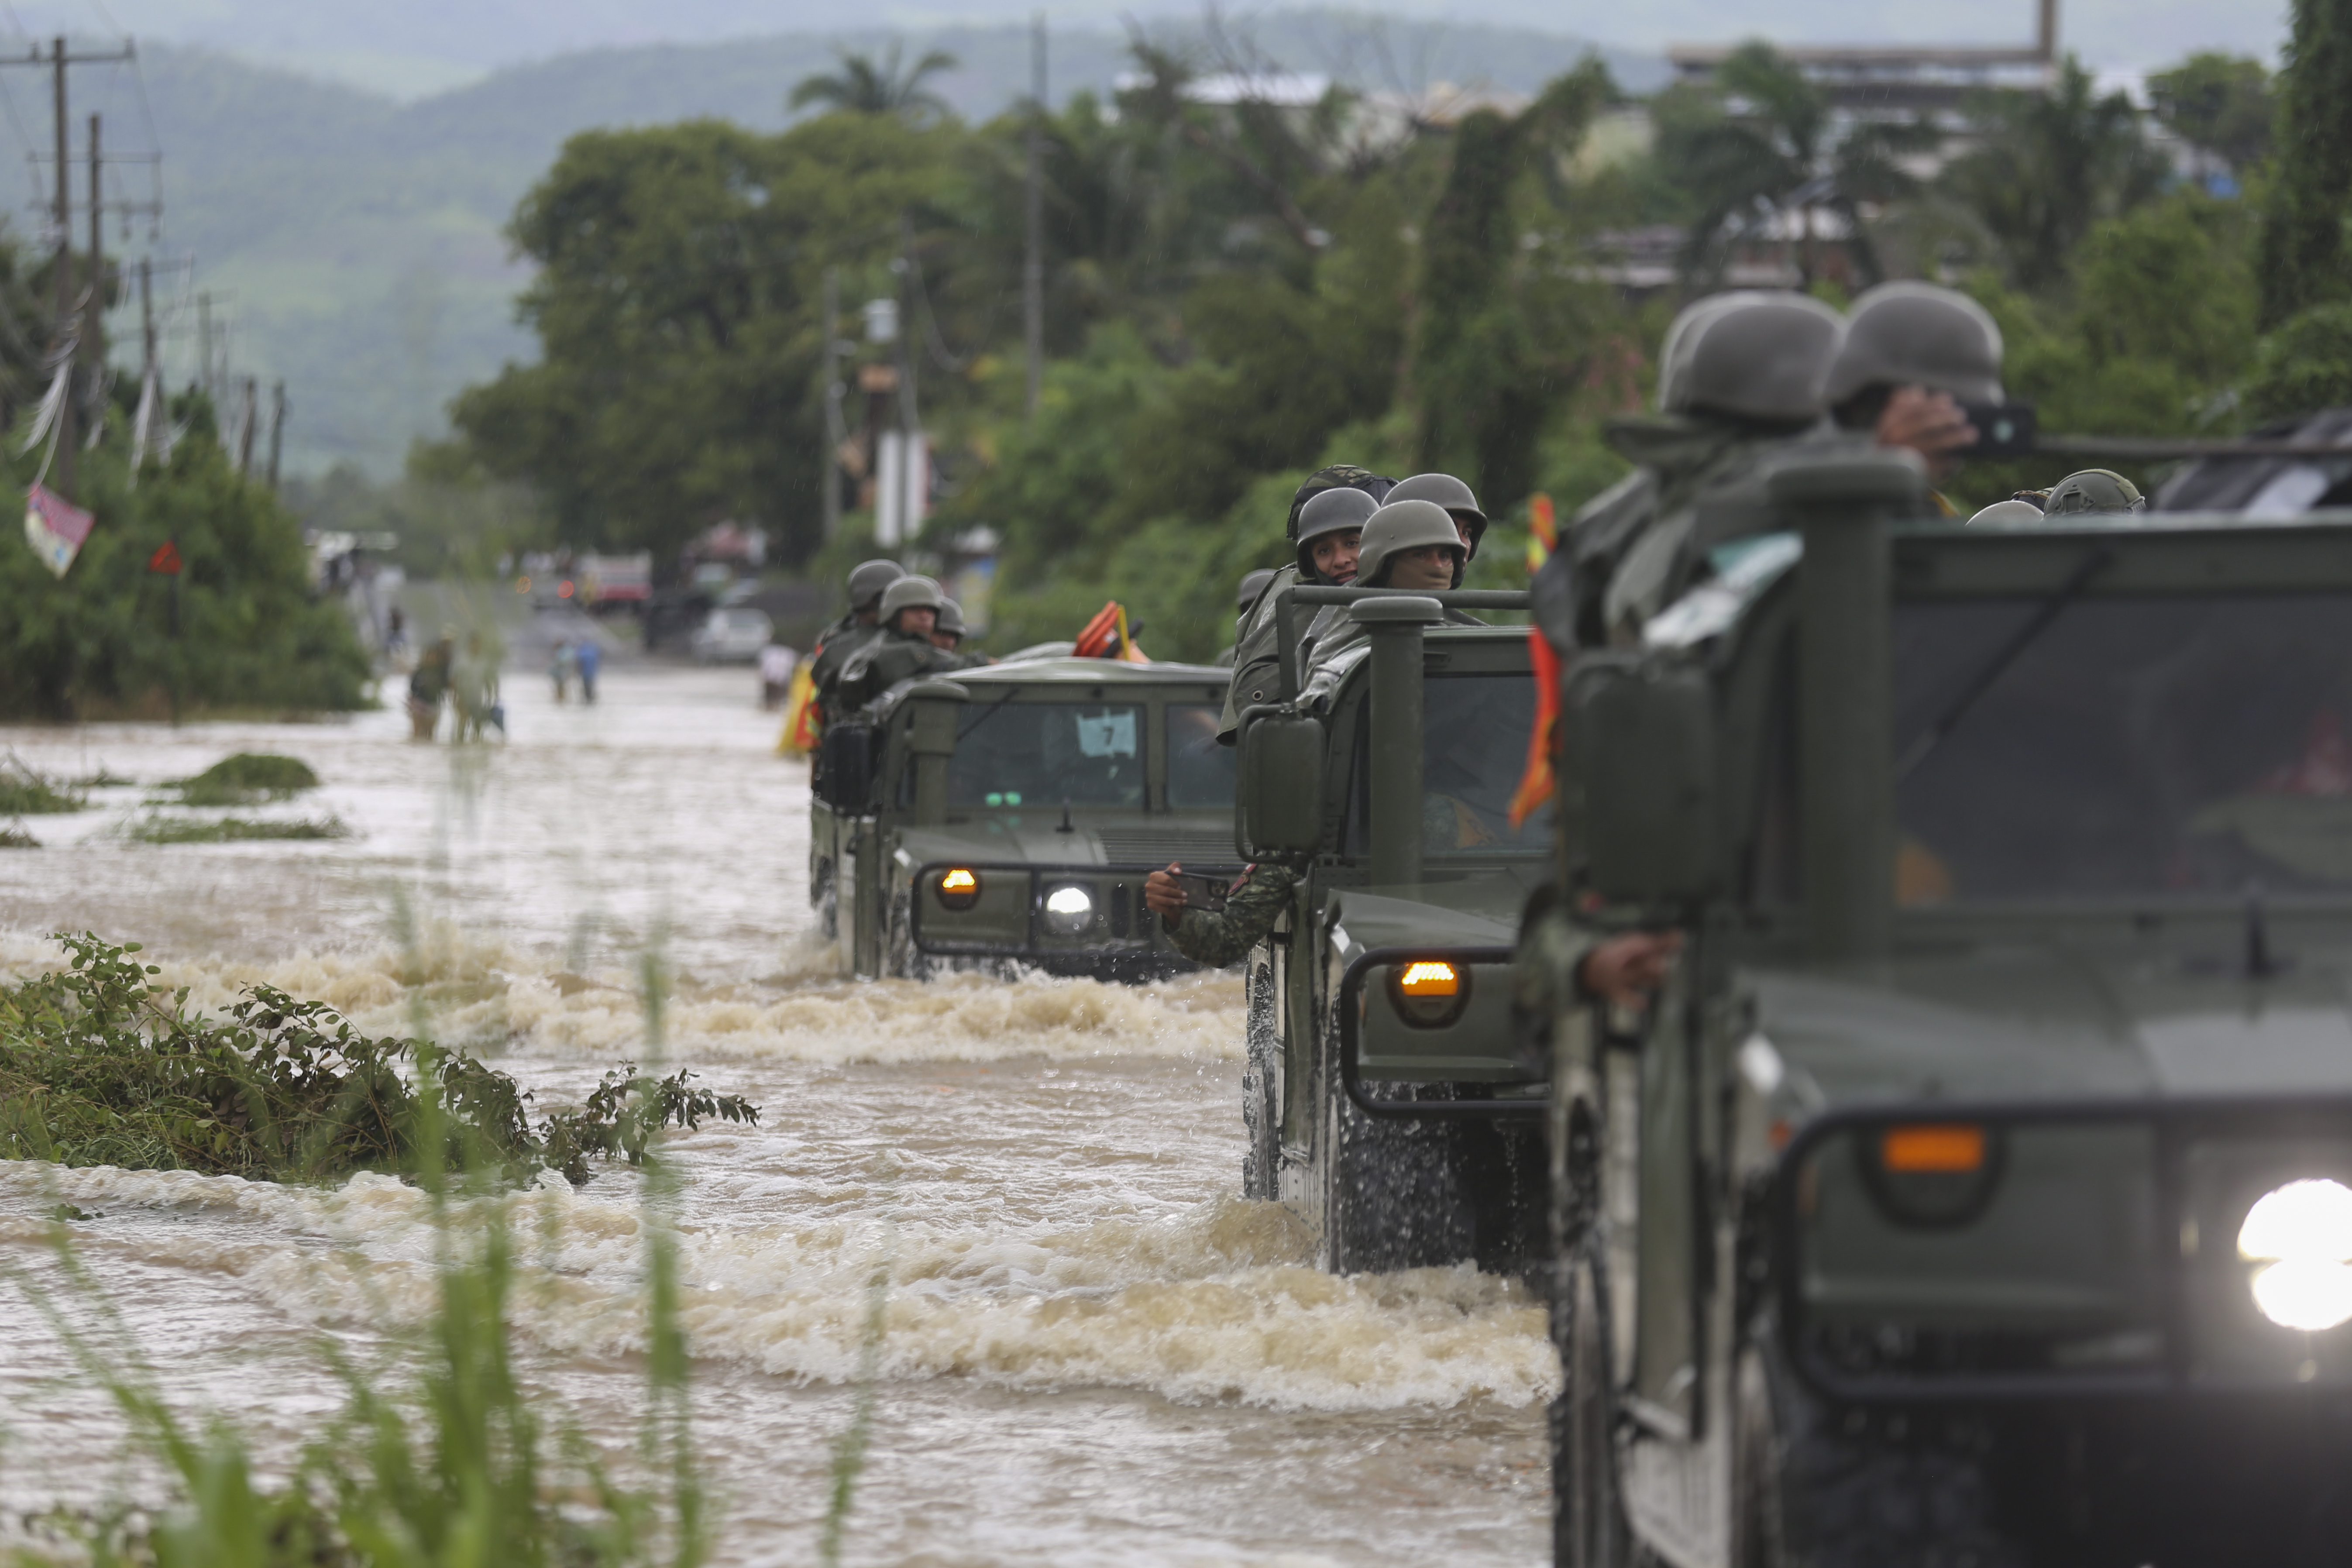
[1661,290,1846,422]
[1285,464,1394,545]
[1237,567,1276,613]
[1356,499,1466,588]
[848,558,906,613]
[1295,485,1381,581]
[1967,498,2048,527]
[1827,281,2005,418]
[877,574,946,630]
[1386,472,1488,560]
[935,598,966,642]
[2044,468,2146,516]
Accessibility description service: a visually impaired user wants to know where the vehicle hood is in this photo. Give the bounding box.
[1752,947,2352,1113]
[1326,873,1539,957]
[891,816,1241,874]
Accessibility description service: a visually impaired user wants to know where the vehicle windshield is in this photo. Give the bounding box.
[947,700,1145,808]
[1344,672,1547,858]
[1166,703,1236,808]
[1896,594,2352,901]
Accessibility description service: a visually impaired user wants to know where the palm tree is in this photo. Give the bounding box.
[789,41,959,124]
[1659,41,1936,285]
[1944,56,2168,291]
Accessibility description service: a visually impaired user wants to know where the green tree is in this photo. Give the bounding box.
[450,115,944,565]
[1410,62,1613,506]
[2149,52,2276,174]
[2259,0,2352,326]
[1945,56,2168,291]
[789,43,959,124]
[1654,42,1935,284]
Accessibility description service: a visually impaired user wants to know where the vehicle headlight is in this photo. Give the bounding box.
[2239,1178,2352,1332]
[1387,959,1470,1028]
[1042,884,1095,936]
[935,868,980,911]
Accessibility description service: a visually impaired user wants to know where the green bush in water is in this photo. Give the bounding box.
[0,755,87,814]
[127,814,351,844]
[172,751,320,805]
[0,933,759,1184]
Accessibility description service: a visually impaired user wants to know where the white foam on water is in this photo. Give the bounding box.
[0,931,1248,1065]
[0,1163,1556,1414]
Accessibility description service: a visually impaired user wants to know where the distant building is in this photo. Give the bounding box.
[1666,0,2059,114]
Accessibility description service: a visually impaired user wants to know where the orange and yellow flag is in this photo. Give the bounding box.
[1509,622,1561,829]
[777,662,822,755]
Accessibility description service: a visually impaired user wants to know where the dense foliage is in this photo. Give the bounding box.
[0,933,758,1184]
[0,393,371,720]
[423,26,2307,658]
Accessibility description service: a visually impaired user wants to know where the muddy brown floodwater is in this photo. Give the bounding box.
[0,661,1553,1565]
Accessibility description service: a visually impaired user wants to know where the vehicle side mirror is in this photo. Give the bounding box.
[1237,709,1327,858]
[818,721,876,811]
[1572,661,1719,905]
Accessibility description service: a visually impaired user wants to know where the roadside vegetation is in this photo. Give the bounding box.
[167,752,321,805]
[0,755,87,814]
[123,814,351,844]
[0,933,757,1184]
[281,15,2293,658]
[4,936,746,1568]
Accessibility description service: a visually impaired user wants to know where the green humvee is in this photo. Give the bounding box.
[1226,585,1556,1272]
[1536,450,2352,1567]
[808,653,1241,979]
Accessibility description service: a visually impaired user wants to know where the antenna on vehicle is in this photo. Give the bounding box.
[1057,798,1074,834]
[2244,881,2283,980]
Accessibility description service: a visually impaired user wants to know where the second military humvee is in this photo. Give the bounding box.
[1536,450,2352,1567]
[808,654,1241,979]
[1228,584,1560,1273]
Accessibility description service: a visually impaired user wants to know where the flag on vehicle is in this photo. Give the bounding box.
[1074,600,1144,661]
[778,661,822,755]
[23,483,94,579]
[1525,492,1555,576]
[1509,622,1560,829]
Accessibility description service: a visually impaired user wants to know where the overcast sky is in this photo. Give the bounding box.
[8,0,2293,98]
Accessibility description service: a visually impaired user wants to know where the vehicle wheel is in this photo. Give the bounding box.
[884,888,928,980]
[1316,1028,1474,1273]
[1733,1320,2021,1568]
[1241,956,1280,1200]
[1552,1246,1630,1568]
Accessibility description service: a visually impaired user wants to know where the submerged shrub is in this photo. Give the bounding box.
[0,933,758,1183]
[0,753,87,814]
[171,751,321,805]
[127,814,351,844]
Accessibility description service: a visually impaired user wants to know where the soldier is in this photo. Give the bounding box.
[1354,498,1467,591]
[1826,280,2007,498]
[1217,464,1394,743]
[807,558,906,712]
[930,598,967,651]
[833,575,970,712]
[2042,468,2146,516]
[1293,484,1379,587]
[1217,569,1279,666]
[1585,290,1847,643]
[1385,472,1486,562]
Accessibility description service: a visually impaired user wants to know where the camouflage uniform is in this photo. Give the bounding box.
[1163,859,1303,968]
[808,616,886,711]
[835,629,973,714]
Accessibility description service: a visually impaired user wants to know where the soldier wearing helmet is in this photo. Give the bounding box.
[1567,291,1846,645]
[1294,484,1379,586]
[1386,472,1487,561]
[807,558,907,717]
[930,598,968,650]
[1299,500,1485,671]
[2043,468,2145,516]
[1217,464,1395,744]
[1826,281,2005,493]
[835,575,973,711]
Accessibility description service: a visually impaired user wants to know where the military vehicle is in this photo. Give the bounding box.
[1533,448,2352,1566]
[808,654,1241,979]
[1227,583,1555,1272]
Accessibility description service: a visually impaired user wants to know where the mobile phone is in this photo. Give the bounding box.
[1172,871,1231,912]
[1959,401,2037,457]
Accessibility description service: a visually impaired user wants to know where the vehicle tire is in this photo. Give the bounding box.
[1316,1026,1475,1273]
[884,887,929,981]
[1552,1245,1631,1568]
[1733,1320,2022,1568]
[1242,956,1281,1200]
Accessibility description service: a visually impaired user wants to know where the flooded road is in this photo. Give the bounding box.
[0,661,1551,1564]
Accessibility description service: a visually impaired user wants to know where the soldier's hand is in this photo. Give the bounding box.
[1876,385,1977,471]
[1578,931,1684,1009]
[1144,863,1188,918]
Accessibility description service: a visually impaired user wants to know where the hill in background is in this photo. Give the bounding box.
[0,11,1661,478]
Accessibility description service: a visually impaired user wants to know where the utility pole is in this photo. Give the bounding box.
[85,113,103,401]
[51,39,72,494]
[1023,13,1047,418]
[236,376,257,473]
[196,292,213,405]
[266,381,285,488]
[138,256,155,380]
[820,266,842,543]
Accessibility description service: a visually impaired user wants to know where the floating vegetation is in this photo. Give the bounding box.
[0,932,760,1185]
[0,824,36,848]
[0,753,87,814]
[127,814,353,844]
[72,767,135,788]
[170,751,321,806]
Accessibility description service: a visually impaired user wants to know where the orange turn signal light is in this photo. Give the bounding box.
[936,867,981,911]
[1881,1124,1986,1174]
[1397,960,1461,997]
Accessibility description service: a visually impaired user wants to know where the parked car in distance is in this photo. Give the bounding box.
[690,607,774,664]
